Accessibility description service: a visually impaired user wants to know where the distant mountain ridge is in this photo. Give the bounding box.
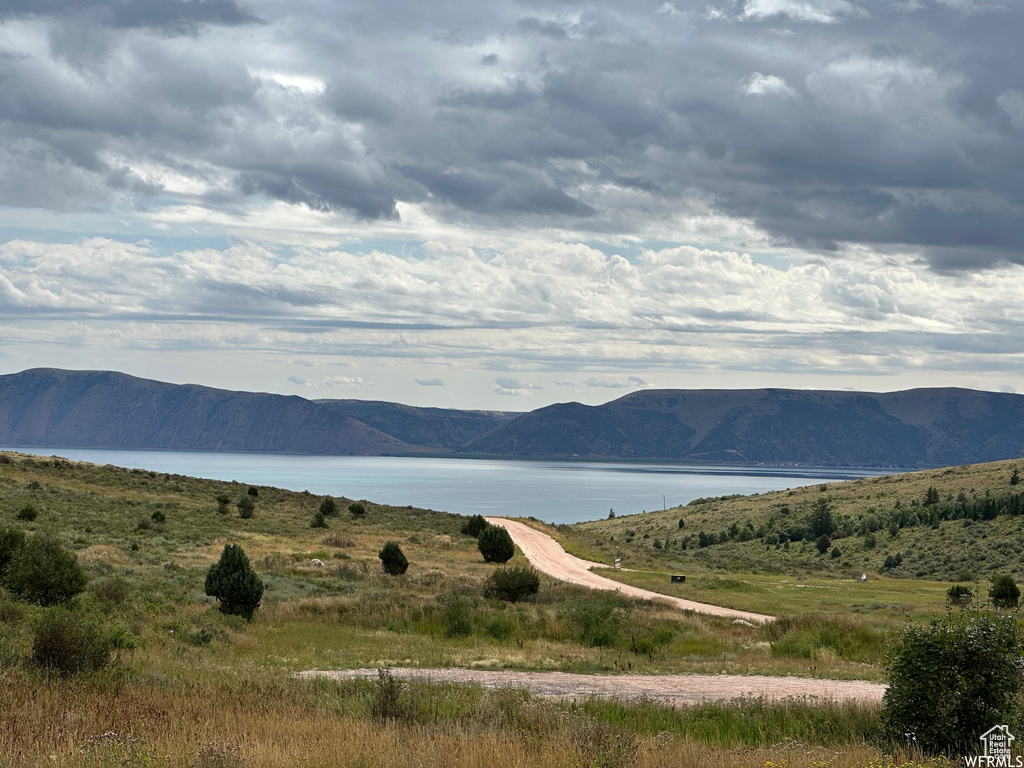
[1,369,1023,467]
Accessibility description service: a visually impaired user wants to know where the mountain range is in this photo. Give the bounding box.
[1,368,1023,468]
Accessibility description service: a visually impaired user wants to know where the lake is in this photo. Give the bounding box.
[2,447,893,524]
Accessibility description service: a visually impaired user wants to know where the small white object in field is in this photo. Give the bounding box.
[311,558,325,567]
[732,619,756,627]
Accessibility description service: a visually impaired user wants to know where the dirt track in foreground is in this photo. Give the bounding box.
[485,517,774,624]
[299,668,885,705]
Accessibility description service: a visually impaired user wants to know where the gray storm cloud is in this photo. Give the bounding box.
[0,0,1021,268]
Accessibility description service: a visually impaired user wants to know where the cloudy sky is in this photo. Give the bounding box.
[0,0,1022,409]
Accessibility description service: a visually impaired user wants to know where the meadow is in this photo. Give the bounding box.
[0,451,1009,767]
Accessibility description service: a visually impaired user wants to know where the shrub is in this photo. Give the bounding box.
[236,496,255,519]
[5,533,87,606]
[151,510,166,524]
[830,546,842,559]
[815,534,831,554]
[882,610,1023,755]
[484,565,540,602]
[349,502,366,518]
[246,486,259,498]
[15,504,38,522]
[0,526,26,580]
[568,594,624,648]
[460,514,489,538]
[370,668,411,721]
[442,592,473,638]
[319,497,338,517]
[378,542,409,575]
[310,511,329,529]
[90,576,130,606]
[204,544,264,620]
[946,585,973,608]
[215,494,231,514]
[989,575,1020,609]
[32,609,112,675]
[478,525,514,563]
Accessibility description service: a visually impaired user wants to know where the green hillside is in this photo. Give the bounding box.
[572,458,1024,582]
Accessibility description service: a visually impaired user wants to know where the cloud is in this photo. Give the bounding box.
[0,0,1020,269]
[287,376,314,386]
[744,73,797,98]
[323,376,372,388]
[583,376,650,389]
[494,376,542,396]
[415,378,445,386]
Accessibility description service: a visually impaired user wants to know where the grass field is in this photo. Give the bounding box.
[0,450,1014,767]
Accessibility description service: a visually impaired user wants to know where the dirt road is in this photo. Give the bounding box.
[300,668,885,705]
[486,517,773,624]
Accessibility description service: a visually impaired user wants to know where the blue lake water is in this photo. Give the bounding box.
[2,447,893,524]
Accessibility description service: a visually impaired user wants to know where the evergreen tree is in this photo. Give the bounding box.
[478,525,515,563]
[379,542,409,575]
[808,497,836,537]
[204,544,264,620]
[460,514,490,538]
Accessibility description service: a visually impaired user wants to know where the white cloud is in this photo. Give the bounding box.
[324,376,373,387]
[494,376,542,396]
[744,73,798,98]
[741,0,856,23]
[415,378,445,386]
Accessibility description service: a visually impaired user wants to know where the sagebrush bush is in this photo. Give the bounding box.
[90,576,130,606]
[31,608,112,675]
[310,511,329,529]
[5,533,87,606]
[478,525,514,563]
[484,565,540,603]
[15,504,38,522]
[349,502,366,518]
[319,497,338,517]
[370,668,411,721]
[443,591,473,638]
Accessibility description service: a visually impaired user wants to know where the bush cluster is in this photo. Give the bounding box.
[484,565,540,603]
[883,609,1023,756]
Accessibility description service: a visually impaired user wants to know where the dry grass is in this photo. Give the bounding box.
[0,672,930,768]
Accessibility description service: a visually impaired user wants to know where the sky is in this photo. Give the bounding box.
[0,0,1022,410]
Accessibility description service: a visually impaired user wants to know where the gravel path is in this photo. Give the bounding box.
[486,517,774,624]
[299,668,885,705]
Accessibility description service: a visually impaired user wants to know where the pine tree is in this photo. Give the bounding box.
[379,542,409,575]
[204,544,264,620]
[478,525,514,563]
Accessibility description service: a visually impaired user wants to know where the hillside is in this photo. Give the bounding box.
[315,399,517,449]
[3,368,1024,468]
[467,388,1024,467]
[0,368,416,455]
[572,457,1024,583]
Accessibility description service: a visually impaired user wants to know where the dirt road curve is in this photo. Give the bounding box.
[485,517,774,624]
[299,668,885,705]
